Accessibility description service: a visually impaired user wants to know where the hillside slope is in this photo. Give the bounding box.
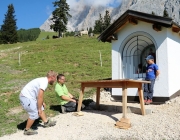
[0,34,111,136]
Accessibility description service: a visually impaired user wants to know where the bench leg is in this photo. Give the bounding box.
[96,87,100,110]
[122,82,127,118]
[115,82,131,129]
[138,84,145,115]
[77,87,85,112]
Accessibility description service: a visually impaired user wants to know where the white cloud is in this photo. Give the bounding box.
[67,0,121,8]
[67,0,79,8]
[46,5,52,16]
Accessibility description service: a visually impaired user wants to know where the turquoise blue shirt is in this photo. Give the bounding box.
[146,64,159,80]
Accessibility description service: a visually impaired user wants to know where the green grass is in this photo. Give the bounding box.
[0,33,111,137]
[36,31,58,41]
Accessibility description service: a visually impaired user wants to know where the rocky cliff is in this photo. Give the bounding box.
[40,0,180,32]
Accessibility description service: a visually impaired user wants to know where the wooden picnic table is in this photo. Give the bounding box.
[77,79,150,128]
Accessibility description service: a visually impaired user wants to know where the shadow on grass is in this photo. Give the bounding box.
[49,99,94,113]
[17,118,42,130]
[50,105,63,113]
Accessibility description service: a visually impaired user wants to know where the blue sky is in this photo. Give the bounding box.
[0,0,121,30]
[0,0,54,29]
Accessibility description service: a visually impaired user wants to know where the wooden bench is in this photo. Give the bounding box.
[76,79,150,128]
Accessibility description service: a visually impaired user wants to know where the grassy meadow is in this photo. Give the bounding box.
[0,32,111,136]
[36,31,58,41]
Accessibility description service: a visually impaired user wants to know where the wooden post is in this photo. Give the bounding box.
[19,52,21,66]
[116,81,131,129]
[77,85,85,112]
[96,87,100,110]
[122,82,127,118]
[138,84,146,115]
[99,50,102,67]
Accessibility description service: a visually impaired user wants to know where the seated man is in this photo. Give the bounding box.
[55,74,79,112]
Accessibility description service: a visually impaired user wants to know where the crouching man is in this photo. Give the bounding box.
[55,74,81,112]
[19,70,57,135]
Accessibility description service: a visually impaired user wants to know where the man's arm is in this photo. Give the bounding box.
[68,92,73,98]
[38,89,44,115]
[61,95,76,102]
[156,70,160,78]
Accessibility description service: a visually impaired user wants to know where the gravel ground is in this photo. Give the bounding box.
[1,95,180,140]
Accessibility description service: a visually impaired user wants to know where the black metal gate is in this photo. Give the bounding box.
[122,35,155,79]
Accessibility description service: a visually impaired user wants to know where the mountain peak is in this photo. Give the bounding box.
[40,0,180,32]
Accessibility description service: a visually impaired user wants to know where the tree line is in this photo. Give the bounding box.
[17,28,40,42]
[0,4,41,44]
[0,1,112,44]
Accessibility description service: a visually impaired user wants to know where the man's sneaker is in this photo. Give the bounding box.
[24,128,38,135]
[44,119,56,128]
[146,99,152,105]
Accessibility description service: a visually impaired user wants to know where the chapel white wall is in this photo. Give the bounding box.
[111,21,169,97]
[167,28,180,96]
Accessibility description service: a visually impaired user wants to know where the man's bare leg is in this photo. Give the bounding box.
[39,111,48,123]
[25,118,35,130]
[39,111,56,127]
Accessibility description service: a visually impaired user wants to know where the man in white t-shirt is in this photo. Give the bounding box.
[19,70,57,135]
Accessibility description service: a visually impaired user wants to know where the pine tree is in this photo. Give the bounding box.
[93,14,103,34]
[46,35,50,39]
[93,10,111,34]
[163,9,169,17]
[0,31,2,44]
[0,4,18,44]
[103,10,111,30]
[152,11,155,15]
[88,27,93,34]
[50,0,71,37]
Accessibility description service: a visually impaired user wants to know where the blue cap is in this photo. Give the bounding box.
[145,55,154,60]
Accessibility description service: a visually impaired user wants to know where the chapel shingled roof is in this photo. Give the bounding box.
[98,10,180,42]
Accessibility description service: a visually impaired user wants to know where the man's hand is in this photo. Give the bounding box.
[71,99,76,102]
[62,95,76,102]
[68,93,73,98]
[43,102,46,109]
[38,109,42,116]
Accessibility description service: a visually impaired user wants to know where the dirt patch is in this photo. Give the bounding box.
[6,79,27,87]
[18,113,29,121]
[64,72,70,75]
[0,46,22,53]
[0,92,12,97]
[74,63,79,67]
[0,64,23,74]
[7,106,23,115]
[0,53,8,59]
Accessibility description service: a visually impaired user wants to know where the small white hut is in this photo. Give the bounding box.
[98,10,180,102]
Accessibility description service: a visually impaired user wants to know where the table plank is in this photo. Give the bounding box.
[81,81,150,88]
[79,79,151,84]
